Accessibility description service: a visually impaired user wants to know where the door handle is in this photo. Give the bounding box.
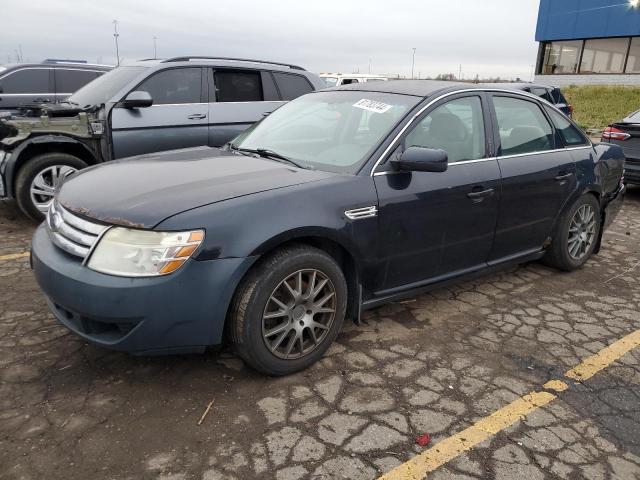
[467,188,495,201]
[187,114,206,120]
[555,172,573,181]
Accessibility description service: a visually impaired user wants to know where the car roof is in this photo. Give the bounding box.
[326,79,474,97]
[127,56,309,74]
[0,62,112,71]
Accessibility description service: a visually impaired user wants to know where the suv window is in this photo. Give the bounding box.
[530,87,553,103]
[214,70,263,102]
[55,69,101,93]
[0,68,51,93]
[341,79,358,85]
[405,96,486,163]
[273,72,313,100]
[494,96,554,156]
[137,68,201,105]
[545,107,588,146]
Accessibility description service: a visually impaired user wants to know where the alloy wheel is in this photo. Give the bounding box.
[567,204,596,260]
[262,269,337,360]
[29,165,77,214]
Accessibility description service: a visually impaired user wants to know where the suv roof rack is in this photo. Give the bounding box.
[161,56,305,71]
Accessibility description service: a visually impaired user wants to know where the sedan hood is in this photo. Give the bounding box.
[58,147,335,228]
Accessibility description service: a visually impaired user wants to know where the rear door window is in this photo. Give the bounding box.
[55,69,101,93]
[272,72,314,100]
[137,68,202,105]
[214,69,263,102]
[0,68,52,93]
[493,96,554,156]
[545,107,589,146]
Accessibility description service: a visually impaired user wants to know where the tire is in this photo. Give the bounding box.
[543,194,601,271]
[229,245,347,376]
[15,153,87,221]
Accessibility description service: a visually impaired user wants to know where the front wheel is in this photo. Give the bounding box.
[229,245,347,376]
[15,153,87,221]
[544,194,601,271]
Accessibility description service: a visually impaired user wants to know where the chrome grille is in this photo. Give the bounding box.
[46,201,109,259]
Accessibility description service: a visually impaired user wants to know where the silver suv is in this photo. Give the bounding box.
[0,56,325,219]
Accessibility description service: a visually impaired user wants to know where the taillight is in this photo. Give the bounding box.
[568,104,574,115]
[602,126,631,141]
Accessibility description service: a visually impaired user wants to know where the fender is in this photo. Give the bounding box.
[2,135,99,198]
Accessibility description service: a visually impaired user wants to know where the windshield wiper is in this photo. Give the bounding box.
[235,147,309,169]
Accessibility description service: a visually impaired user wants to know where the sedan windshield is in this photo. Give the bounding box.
[232,91,419,174]
[67,66,147,108]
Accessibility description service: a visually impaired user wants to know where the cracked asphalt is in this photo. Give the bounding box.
[1,188,640,480]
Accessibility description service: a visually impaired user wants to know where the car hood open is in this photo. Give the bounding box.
[58,147,335,228]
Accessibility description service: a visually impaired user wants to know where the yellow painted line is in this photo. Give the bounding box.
[565,328,640,381]
[0,252,29,261]
[379,391,557,480]
[380,328,640,480]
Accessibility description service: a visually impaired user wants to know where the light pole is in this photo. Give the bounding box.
[153,36,158,59]
[112,20,120,66]
[411,48,416,79]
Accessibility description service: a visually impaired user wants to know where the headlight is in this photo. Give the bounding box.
[87,227,204,277]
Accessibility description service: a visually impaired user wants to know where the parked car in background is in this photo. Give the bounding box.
[0,56,325,220]
[0,60,111,113]
[493,83,573,117]
[602,108,640,184]
[320,73,388,87]
[31,81,625,375]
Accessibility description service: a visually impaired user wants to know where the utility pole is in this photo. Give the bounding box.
[368,58,371,74]
[112,19,120,66]
[153,36,158,59]
[411,47,416,79]
[459,64,462,80]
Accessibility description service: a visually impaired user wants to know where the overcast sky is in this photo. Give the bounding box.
[1,0,541,80]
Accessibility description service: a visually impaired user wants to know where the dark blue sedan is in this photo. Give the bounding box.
[31,81,625,375]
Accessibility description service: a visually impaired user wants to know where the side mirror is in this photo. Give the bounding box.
[390,146,448,173]
[122,91,153,109]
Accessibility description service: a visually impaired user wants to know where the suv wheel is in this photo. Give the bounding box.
[229,245,347,376]
[544,194,601,271]
[15,153,87,221]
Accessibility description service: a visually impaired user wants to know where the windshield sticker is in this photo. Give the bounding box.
[352,99,393,114]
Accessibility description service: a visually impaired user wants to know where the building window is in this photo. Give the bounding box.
[541,41,583,74]
[580,38,629,74]
[627,37,640,73]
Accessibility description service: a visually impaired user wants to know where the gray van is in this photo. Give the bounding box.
[0,61,111,113]
[0,57,325,219]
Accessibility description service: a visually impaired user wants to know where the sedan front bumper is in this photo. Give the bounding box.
[31,223,256,355]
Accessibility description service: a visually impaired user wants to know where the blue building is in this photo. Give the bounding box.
[535,0,640,85]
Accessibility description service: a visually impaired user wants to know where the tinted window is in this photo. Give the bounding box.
[530,87,553,103]
[0,69,51,93]
[580,38,628,74]
[341,79,358,85]
[214,70,263,102]
[137,68,201,105]
[546,107,588,146]
[494,96,554,156]
[405,96,485,163]
[541,41,582,74]
[55,69,101,93]
[550,87,567,104]
[261,72,279,101]
[273,72,313,100]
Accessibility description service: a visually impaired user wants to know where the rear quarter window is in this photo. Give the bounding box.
[273,72,314,101]
[545,107,589,146]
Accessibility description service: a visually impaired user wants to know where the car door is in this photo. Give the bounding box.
[111,67,207,158]
[0,67,53,111]
[53,68,103,102]
[487,93,577,263]
[207,68,284,147]
[373,93,501,293]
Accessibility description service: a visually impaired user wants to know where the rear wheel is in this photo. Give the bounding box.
[544,194,601,271]
[15,153,87,221]
[229,245,347,376]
